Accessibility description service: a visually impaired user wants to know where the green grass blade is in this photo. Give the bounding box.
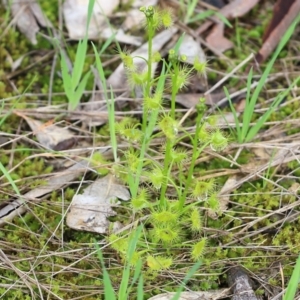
[70,70,91,110]
[173,33,185,55]
[86,0,95,31]
[99,33,116,55]
[71,0,95,87]
[215,12,232,28]
[249,14,299,120]
[137,275,144,300]
[224,87,242,143]
[187,10,214,23]
[92,42,117,161]
[185,0,198,23]
[60,54,73,102]
[118,267,130,300]
[283,254,300,300]
[95,244,116,300]
[0,161,20,196]
[241,67,253,141]
[103,267,117,300]
[92,43,108,98]
[123,259,143,299]
[171,261,202,300]
[72,40,88,88]
[245,76,300,142]
[118,226,142,300]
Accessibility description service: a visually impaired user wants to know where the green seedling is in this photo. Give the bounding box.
[60,0,95,110]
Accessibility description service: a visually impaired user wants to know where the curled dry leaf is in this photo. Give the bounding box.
[15,111,75,150]
[147,289,230,300]
[2,0,53,44]
[66,175,130,234]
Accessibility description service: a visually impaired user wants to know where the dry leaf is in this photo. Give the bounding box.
[256,0,300,63]
[2,0,52,44]
[15,112,75,150]
[66,175,130,234]
[101,27,142,46]
[206,22,233,53]
[198,0,260,52]
[63,0,119,39]
[175,89,242,110]
[63,0,142,45]
[147,289,230,300]
[0,159,90,226]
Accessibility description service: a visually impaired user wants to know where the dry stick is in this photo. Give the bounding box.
[178,53,254,126]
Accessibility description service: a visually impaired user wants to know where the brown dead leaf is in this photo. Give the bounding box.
[66,175,130,234]
[0,159,90,226]
[15,111,75,150]
[63,0,119,39]
[206,22,233,53]
[2,0,53,44]
[63,0,142,45]
[197,0,260,52]
[256,0,300,63]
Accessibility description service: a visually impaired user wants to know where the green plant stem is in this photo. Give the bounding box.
[159,64,181,207]
[142,19,154,133]
[178,117,209,210]
[170,64,180,120]
[159,139,173,207]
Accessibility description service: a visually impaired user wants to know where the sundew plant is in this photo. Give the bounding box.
[92,5,228,273]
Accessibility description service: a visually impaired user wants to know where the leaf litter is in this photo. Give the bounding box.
[1,0,53,44]
[14,111,76,150]
[66,174,130,233]
[1,0,300,299]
